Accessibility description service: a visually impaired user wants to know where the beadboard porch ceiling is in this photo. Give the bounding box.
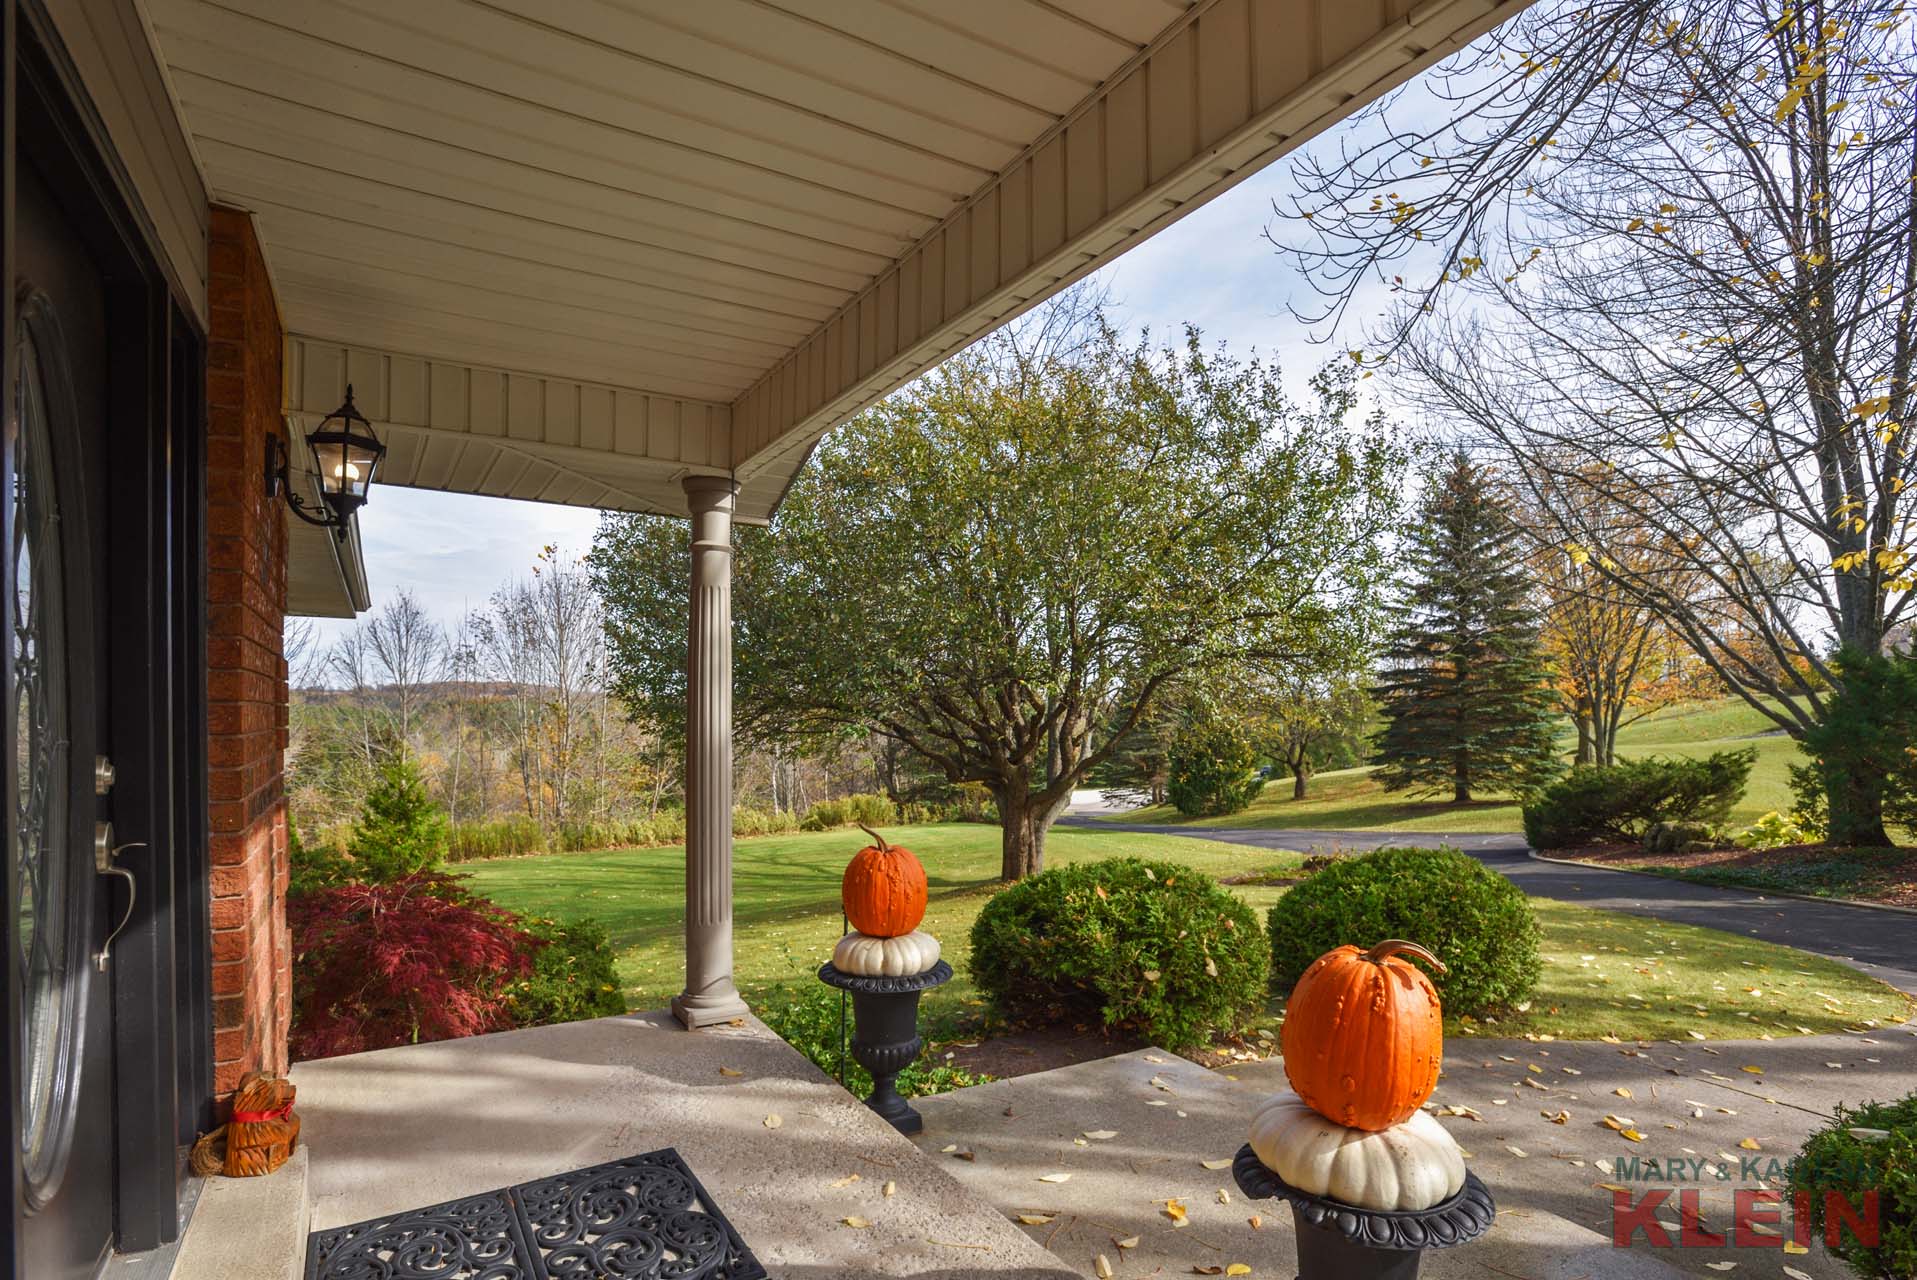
[142,0,1529,521]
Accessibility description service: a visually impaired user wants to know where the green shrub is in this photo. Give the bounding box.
[1790,648,1917,844]
[447,817,547,863]
[799,793,900,831]
[731,804,801,838]
[1265,845,1539,1017]
[1167,719,1264,817]
[970,858,1269,1049]
[1521,750,1755,849]
[505,916,628,1026]
[1790,1090,1917,1277]
[348,750,451,882]
[757,983,990,1099]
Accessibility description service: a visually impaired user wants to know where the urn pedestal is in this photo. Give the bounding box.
[1231,1145,1494,1280]
[817,961,953,1135]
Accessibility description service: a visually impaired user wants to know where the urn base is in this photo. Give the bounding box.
[817,961,954,1135]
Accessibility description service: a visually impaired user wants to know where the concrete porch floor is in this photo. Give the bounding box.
[913,1049,1696,1280]
[288,1010,1077,1279]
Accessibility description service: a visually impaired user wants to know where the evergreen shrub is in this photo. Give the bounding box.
[1790,1091,1917,1277]
[970,858,1268,1049]
[1521,750,1754,849]
[1265,845,1539,1017]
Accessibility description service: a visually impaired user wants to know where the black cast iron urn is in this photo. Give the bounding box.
[816,960,953,1135]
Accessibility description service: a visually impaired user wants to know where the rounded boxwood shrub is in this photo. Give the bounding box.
[1265,846,1539,1017]
[1791,1091,1917,1277]
[970,858,1269,1049]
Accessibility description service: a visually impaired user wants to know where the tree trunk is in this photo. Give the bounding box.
[992,784,1069,881]
[1573,707,1596,767]
[1292,763,1312,799]
[1828,773,1893,848]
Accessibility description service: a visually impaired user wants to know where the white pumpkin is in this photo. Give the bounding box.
[1248,1091,1465,1212]
[832,930,941,977]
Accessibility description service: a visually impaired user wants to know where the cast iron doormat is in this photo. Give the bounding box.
[303,1147,768,1280]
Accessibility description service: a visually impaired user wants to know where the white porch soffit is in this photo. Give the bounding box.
[147,0,1530,521]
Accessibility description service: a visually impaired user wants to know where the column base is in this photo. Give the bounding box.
[671,989,750,1029]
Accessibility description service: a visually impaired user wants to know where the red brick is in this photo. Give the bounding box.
[213,1061,248,1096]
[210,929,249,964]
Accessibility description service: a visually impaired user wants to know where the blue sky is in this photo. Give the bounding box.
[313,124,1388,648]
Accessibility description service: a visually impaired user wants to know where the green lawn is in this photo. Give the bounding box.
[460,821,1908,1043]
[1107,696,1798,834]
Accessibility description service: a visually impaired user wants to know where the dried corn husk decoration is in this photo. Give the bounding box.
[189,1072,300,1177]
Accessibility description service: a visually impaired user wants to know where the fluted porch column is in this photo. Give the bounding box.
[672,475,749,1029]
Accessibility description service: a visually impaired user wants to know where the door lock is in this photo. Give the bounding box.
[92,821,144,972]
[94,755,115,796]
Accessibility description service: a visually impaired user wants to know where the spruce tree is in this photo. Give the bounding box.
[347,748,451,881]
[1373,453,1561,802]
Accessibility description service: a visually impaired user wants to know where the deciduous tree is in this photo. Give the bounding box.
[594,303,1404,879]
[1272,0,1917,843]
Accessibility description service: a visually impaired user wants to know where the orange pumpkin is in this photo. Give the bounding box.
[1280,939,1446,1131]
[841,824,928,937]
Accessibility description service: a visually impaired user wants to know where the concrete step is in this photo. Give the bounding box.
[912,1049,1696,1280]
[168,1147,310,1280]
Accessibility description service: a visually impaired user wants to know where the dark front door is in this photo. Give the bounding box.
[11,152,118,1280]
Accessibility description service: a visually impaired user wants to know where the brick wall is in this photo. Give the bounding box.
[205,205,291,1099]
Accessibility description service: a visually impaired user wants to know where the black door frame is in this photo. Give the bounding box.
[4,0,212,1270]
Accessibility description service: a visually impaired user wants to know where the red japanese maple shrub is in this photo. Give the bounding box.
[289,872,540,1060]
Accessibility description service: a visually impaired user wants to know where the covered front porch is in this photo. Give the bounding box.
[15,0,1532,1277]
[178,1011,1075,1279]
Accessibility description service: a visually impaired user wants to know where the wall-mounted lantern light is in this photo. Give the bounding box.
[266,384,386,538]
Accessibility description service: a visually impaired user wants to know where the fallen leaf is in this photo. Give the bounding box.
[842,1216,871,1229]
[1201,1158,1233,1170]
[1507,1146,1528,1158]
[1083,1130,1119,1141]
[763,1114,783,1129]
[1142,969,1161,982]
[1115,1236,1140,1250]
[1706,1263,1737,1272]
[1248,1214,1263,1229]
[1615,1087,1634,1099]
[1016,1214,1053,1226]
[1037,1172,1071,1183]
[882,1181,896,1198]
[1094,1254,1113,1279]
[1216,1187,1231,1204]
[1227,1267,1252,1277]
[1783,1242,1810,1257]
[1741,1065,1764,1075]
[718,1067,744,1077]
[829,1173,862,1189]
[1165,1198,1188,1223]
[1784,1265,1814,1277]
[1622,1129,1646,1143]
[1739,1138,1762,1151]
[1544,1110,1570,1125]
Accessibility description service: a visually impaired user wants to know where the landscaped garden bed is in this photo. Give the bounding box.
[1549,841,1917,908]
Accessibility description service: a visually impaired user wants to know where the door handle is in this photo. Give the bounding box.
[93,822,145,972]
